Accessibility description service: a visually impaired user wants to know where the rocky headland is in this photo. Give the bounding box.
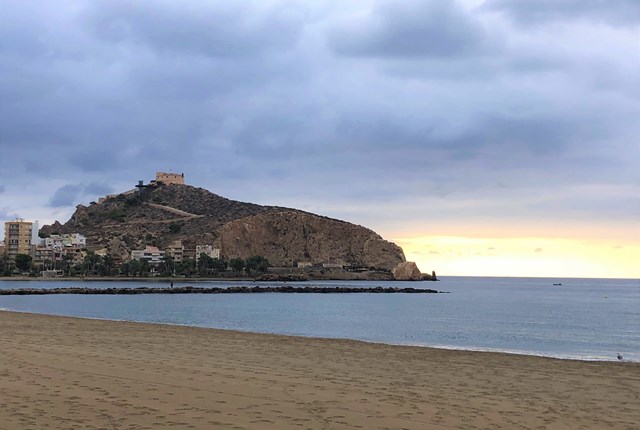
[40,181,434,280]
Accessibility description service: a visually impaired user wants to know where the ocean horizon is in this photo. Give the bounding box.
[1,276,638,362]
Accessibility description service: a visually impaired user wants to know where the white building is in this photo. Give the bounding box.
[131,246,165,265]
[31,220,41,246]
[44,233,87,250]
[195,245,220,262]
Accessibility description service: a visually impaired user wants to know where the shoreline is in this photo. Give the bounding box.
[1,310,638,429]
[0,276,260,282]
[0,308,633,364]
[0,271,437,282]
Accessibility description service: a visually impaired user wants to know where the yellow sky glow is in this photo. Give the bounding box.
[394,235,640,279]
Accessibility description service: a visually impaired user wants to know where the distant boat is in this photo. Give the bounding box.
[553,283,562,286]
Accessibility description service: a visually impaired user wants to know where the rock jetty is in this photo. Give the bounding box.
[0,286,442,295]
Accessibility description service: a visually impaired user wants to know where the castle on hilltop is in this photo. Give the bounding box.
[154,171,185,185]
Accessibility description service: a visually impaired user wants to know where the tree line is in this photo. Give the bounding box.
[0,252,270,278]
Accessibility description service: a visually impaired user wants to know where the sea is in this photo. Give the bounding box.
[0,277,638,362]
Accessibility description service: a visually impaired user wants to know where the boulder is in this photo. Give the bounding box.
[392,261,423,281]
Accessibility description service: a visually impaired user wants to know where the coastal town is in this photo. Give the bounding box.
[0,216,231,277]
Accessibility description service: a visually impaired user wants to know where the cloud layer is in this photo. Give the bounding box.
[1,0,638,238]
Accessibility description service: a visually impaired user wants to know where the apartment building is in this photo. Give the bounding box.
[131,246,165,265]
[165,240,185,263]
[3,218,33,261]
[44,233,87,250]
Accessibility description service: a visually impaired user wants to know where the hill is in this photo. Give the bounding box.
[40,183,407,272]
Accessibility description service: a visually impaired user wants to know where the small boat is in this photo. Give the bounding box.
[553,283,562,286]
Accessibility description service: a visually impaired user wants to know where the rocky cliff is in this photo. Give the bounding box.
[40,183,407,271]
[220,211,405,269]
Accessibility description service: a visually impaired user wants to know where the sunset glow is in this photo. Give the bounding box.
[397,235,640,279]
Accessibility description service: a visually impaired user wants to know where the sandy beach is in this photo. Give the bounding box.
[1,311,638,429]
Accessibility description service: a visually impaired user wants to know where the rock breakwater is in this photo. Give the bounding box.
[0,286,442,295]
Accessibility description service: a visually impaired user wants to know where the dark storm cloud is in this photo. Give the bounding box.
[484,0,640,26]
[331,0,487,58]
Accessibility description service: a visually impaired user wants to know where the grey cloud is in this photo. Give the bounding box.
[331,110,605,171]
[84,183,114,197]
[331,0,487,58]
[48,183,115,208]
[0,0,313,187]
[484,0,640,26]
[445,114,607,161]
[70,149,120,172]
[0,185,5,194]
[49,185,84,208]
[0,208,18,220]
[85,0,306,58]
[0,0,638,230]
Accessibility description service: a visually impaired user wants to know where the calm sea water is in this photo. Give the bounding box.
[1,277,638,362]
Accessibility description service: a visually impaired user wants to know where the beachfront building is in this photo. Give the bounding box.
[195,245,220,263]
[44,233,87,250]
[33,246,54,266]
[131,246,165,265]
[34,233,87,267]
[3,218,34,261]
[165,240,184,263]
[66,248,86,266]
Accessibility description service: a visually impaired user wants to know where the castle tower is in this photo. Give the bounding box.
[155,172,185,185]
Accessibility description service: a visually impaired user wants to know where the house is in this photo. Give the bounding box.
[131,246,165,265]
[44,233,86,250]
[195,245,220,262]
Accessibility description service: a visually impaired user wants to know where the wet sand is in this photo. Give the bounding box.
[1,310,638,429]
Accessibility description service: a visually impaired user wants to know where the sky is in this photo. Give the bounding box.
[1,0,639,278]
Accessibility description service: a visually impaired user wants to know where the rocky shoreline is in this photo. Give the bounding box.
[0,286,442,295]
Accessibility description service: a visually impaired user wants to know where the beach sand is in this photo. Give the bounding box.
[1,311,638,429]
